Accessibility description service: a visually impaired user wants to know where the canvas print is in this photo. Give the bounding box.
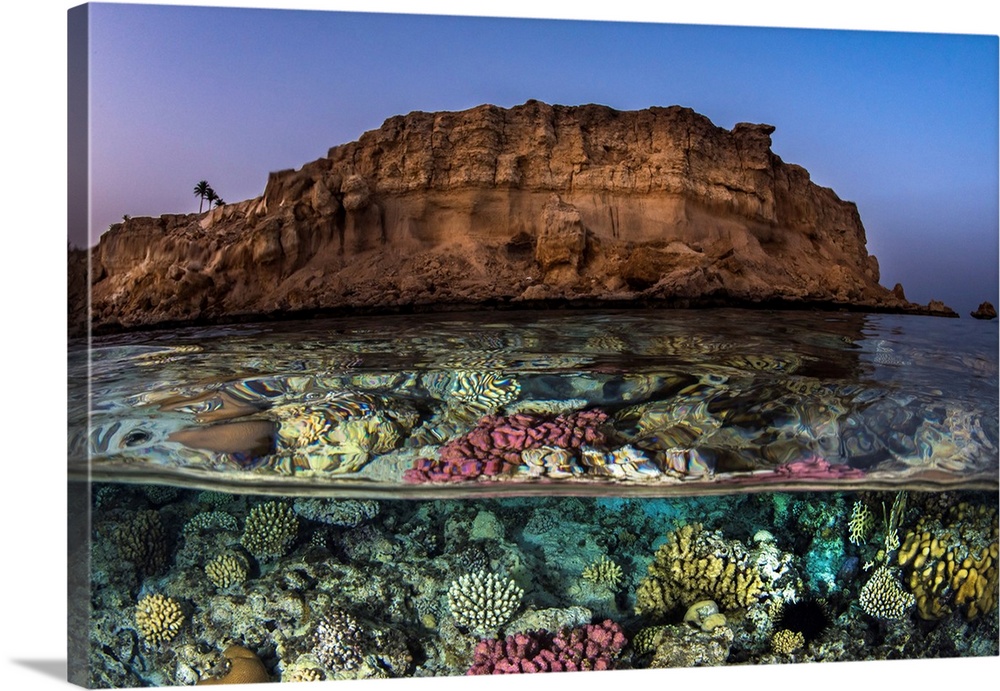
[67,2,999,688]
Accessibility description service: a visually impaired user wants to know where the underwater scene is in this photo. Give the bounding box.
[68,309,999,686]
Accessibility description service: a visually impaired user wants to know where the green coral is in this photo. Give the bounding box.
[847,500,874,545]
[241,501,299,559]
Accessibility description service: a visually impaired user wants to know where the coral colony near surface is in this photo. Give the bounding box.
[74,486,998,687]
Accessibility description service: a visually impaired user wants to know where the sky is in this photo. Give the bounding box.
[74,2,998,314]
[1,3,999,691]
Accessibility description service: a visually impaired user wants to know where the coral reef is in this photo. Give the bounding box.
[183,511,239,537]
[405,410,608,482]
[448,570,524,637]
[135,594,185,646]
[896,501,998,620]
[240,501,299,559]
[467,620,627,674]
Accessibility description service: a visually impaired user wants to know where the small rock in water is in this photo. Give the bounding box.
[971,301,997,320]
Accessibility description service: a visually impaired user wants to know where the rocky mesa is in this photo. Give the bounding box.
[77,100,957,334]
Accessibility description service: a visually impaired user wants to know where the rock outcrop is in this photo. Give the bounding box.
[78,101,957,334]
[971,301,997,320]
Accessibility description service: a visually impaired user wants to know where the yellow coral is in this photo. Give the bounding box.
[771,629,804,655]
[635,523,765,618]
[632,625,667,655]
[135,594,184,645]
[205,551,249,589]
[847,501,874,545]
[581,556,623,590]
[896,501,998,621]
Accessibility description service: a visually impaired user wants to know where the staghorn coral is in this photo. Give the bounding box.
[859,566,915,619]
[771,628,805,655]
[581,556,623,590]
[312,610,365,673]
[135,594,185,646]
[635,523,769,618]
[204,551,250,589]
[467,619,627,674]
[196,645,269,685]
[113,509,170,576]
[405,409,609,482]
[896,501,998,620]
[240,501,298,559]
[448,570,524,637]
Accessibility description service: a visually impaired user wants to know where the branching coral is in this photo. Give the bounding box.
[204,551,249,589]
[581,556,623,591]
[113,509,169,576]
[858,566,915,619]
[313,610,365,673]
[135,594,184,646]
[448,570,524,637]
[240,501,299,559]
[847,501,874,545]
[896,501,998,620]
[467,620,627,674]
[405,410,608,482]
[635,523,769,618]
[771,628,805,655]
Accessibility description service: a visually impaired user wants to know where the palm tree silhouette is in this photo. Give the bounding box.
[193,180,211,213]
[205,187,218,210]
[214,197,226,208]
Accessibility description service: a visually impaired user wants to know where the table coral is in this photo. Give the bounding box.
[467,619,627,674]
[896,501,998,620]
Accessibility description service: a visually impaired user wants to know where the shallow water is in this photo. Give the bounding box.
[69,309,998,496]
[69,309,1000,686]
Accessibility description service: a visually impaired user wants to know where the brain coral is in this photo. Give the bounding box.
[635,523,769,618]
[240,501,299,559]
[135,593,184,645]
[448,570,524,637]
[896,501,998,620]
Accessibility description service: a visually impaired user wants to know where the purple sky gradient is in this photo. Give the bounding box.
[80,2,997,314]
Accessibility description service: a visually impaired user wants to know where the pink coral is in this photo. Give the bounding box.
[405,410,609,483]
[467,620,627,675]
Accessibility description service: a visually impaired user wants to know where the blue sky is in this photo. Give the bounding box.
[81,2,998,313]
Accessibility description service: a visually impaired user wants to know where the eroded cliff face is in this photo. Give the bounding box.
[84,101,953,333]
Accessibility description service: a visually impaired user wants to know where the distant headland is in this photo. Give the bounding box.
[70,101,959,336]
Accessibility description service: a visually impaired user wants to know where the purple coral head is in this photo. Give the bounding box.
[467,619,627,675]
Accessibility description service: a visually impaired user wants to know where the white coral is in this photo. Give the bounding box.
[447,570,524,637]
